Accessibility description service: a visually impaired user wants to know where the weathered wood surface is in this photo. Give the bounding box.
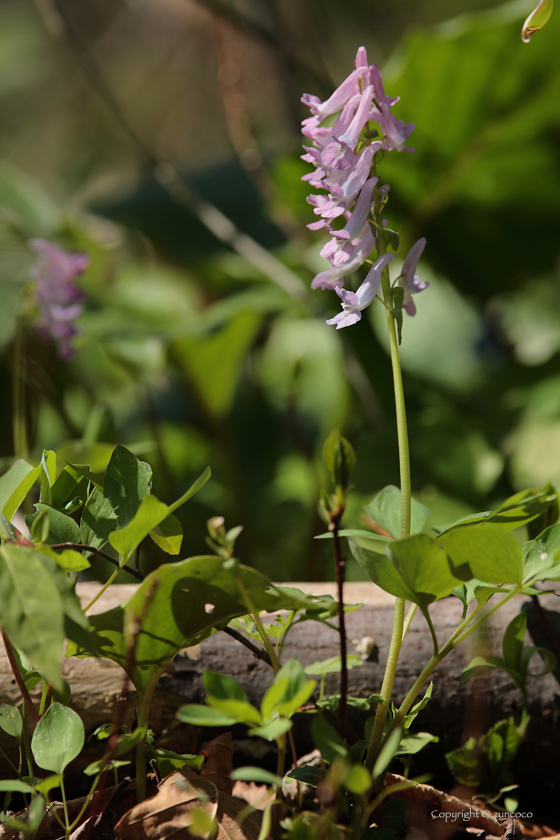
[1,582,559,806]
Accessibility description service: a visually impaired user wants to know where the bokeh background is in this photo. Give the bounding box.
[2,0,560,582]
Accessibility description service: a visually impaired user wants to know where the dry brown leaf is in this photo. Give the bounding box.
[200,732,234,794]
[115,767,262,840]
[383,773,503,837]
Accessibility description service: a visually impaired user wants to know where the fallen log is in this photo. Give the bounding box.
[1,582,559,814]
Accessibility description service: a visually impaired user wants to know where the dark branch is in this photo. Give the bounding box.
[50,543,144,582]
[221,625,272,667]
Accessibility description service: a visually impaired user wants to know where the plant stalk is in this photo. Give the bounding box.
[365,223,412,771]
[331,511,348,739]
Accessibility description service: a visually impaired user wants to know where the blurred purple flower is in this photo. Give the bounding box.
[29,239,89,360]
[326,253,395,329]
[397,238,428,316]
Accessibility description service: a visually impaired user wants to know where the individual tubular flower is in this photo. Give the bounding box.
[29,239,89,360]
[397,238,428,316]
[326,253,395,329]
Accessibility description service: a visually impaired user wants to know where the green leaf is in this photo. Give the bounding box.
[344,764,371,795]
[203,670,247,701]
[322,430,355,491]
[350,543,415,601]
[34,550,93,655]
[30,507,50,543]
[459,654,510,686]
[395,731,439,756]
[40,450,56,505]
[33,775,63,797]
[51,465,91,511]
[388,535,460,607]
[150,513,183,555]
[167,466,212,515]
[31,703,84,774]
[0,544,65,689]
[304,655,363,676]
[442,488,557,535]
[0,781,34,794]
[0,704,23,738]
[315,529,392,542]
[373,727,403,777]
[26,504,81,545]
[80,488,118,552]
[49,549,90,573]
[502,611,527,672]
[206,697,262,726]
[171,311,262,418]
[67,557,319,698]
[364,486,431,540]
[287,766,327,788]
[404,683,434,729]
[444,524,523,585]
[523,523,560,583]
[176,705,237,726]
[230,767,283,786]
[522,0,554,42]
[103,445,152,528]
[248,717,292,741]
[311,716,347,764]
[109,493,169,559]
[0,461,41,521]
[0,512,17,541]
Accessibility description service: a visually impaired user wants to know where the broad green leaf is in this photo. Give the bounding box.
[230,767,283,786]
[364,486,431,540]
[0,544,64,689]
[31,703,84,774]
[103,445,152,527]
[304,655,363,676]
[176,705,236,726]
[25,504,81,546]
[248,717,292,741]
[502,611,527,672]
[276,680,316,719]
[203,670,247,701]
[522,0,554,42]
[261,678,290,722]
[444,524,523,585]
[49,549,90,573]
[453,580,504,608]
[389,535,460,607]
[51,465,91,511]
[350,543,415,601]
[286,765,327,788]
[0,461,41,521]
[171,311,262,418]
[206,697,262,725]
[68,463,105,491]
[109,494,169,559]
[80,488,118,551]
[404,682,434,728]
[0,781,34,793]
[0,704,22,738]
[344,764,371,795]
[522,523,560,582]
[311,716,347,764]
[395,731,439,756]
[67,557,323,698]
[150,513,183,555]
[441,488,557,535]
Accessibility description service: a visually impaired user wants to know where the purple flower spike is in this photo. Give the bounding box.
[398,238,428,316]
[29,239,89,359]
[326,253,395,329]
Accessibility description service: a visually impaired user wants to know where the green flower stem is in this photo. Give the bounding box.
[135,694,151,804]
[83,563,124,612]
[365,224,412,772]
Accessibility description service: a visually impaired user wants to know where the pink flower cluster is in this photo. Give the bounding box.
[29,239,89,359]
[301,47,428,328]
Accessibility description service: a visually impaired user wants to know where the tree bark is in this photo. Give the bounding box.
[1,582,559,812]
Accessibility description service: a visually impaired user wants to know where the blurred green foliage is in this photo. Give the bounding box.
[1,0,560,581]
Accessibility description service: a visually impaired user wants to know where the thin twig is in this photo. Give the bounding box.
[50,542,144,581]
[331,512,348,740]
[1,629,40,724]
[221,625,272,667]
